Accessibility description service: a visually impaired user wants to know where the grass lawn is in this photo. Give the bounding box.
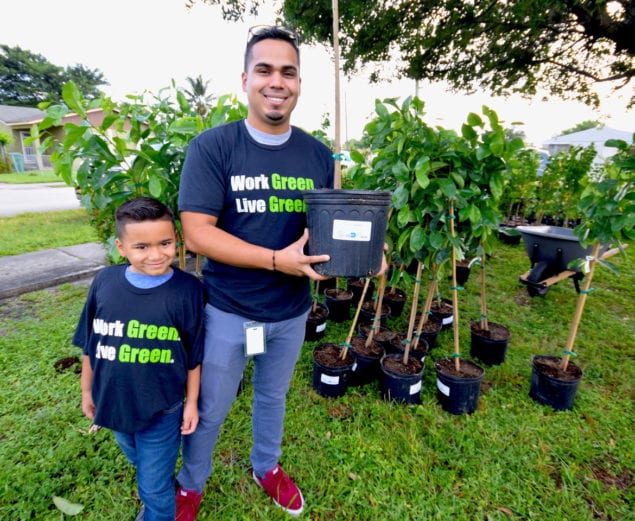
[0,241,632,520]
[0,209,97,256]
[0,170,62,184]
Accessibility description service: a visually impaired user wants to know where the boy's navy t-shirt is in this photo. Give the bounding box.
[73,265,206,433]
[178,120,334,322]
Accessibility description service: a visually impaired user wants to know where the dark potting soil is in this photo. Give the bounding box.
[359,324,397,343]
[351,335,383,357]
[308,305,328,321]
[431,300,453,314]
[361,301,390,316]
[383,355,423,375]
[470,321,510,341]
[314,343,354,367]
[436,357,483,378]
[534,357,583,381]
[325,289,353,301]
[414,315,443,333]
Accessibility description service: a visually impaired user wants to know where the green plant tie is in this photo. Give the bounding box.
[370,325,377,331]
[339,342,352,349]
[401,338,411,345]
[426,311,433,315]
[413,332,420,338]
[451,285,464,291]
[447,214,456,220]
[415,278,422,283]
[332,153,346,160]
[480,313,487,318]
[473,261,482,268]
[563,350,577,357]
[450,352,461,358]
[372,295,378,301]
[580,288,594,294]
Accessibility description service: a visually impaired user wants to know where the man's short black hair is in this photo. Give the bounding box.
[244,25,300,71]
[115,197,174,238]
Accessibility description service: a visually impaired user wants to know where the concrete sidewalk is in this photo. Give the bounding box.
[0,242,107,300]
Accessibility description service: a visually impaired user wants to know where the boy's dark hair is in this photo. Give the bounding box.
[244,25,300,71]
[115,197,174,238]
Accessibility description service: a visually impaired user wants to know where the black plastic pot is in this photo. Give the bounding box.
[469,322,510,366]
[359,302,390,326]
[430,298,454,329]
[347,277,375,305]
[383,287,407,317]
[305,303,329,342]
[379,353,424,404]
[312,343,355,398]
[455,264,471,286]
[434,358,484,415]
[350,336,385,387]
[416,316,443,349]
[324,288,353,323]
[303,189,392,277]
[529,355,583,411]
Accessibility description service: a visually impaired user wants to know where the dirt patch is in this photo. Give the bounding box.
[53,356,81,373]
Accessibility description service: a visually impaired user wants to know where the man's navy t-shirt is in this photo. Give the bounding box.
[178,121,334,322]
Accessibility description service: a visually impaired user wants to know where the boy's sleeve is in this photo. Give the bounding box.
[181,279,207,370]
[72,281,97,355]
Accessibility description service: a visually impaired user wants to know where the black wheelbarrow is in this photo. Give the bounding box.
[516,225,610,297]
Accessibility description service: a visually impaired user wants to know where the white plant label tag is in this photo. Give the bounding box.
[409,380,422,394]
[442,316,453,326]
[437,378,450,396]
[321,373,340,385]
[332,219,372,242]
[316,322,327,333]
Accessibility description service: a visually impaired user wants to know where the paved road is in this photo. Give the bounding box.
[0,182,80,216]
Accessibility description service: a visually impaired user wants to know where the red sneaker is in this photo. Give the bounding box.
[253,464,304,517]
[175,486,203,521]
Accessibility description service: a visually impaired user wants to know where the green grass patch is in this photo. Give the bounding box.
[0,242,632,520]
[0,209,97,256]
[0,170,63,184]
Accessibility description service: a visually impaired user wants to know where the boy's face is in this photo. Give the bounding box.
[115,219,177,276]
[242,38,301,134]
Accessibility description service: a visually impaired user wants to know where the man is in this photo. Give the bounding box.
[175,25,334,519]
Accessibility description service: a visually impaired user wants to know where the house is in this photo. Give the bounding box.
[542,126,632,165]
[0,104,111,171]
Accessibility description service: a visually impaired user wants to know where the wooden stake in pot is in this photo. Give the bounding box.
[341,277,371,360]
[560,242,600,371]
[402,261,424,365]
[366,273,387,347]
[449,201,461,371]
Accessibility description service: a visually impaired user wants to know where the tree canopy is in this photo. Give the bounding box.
[189,0,634,108]
[0,45,107,107]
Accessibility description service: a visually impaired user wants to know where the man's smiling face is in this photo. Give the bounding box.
[242,38,301,134]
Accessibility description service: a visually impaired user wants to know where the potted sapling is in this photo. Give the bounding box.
[529,136,634,410]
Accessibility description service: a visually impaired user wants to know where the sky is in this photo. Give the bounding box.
[3,0,633,148]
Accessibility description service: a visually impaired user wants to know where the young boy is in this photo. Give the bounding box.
[73,197,206,521]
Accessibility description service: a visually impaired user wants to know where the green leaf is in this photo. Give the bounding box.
[350,149,365,164]
[53,496,84,516]
[461,124,477,140]
[466,112,483,127]
[61,82,86,119]
[148,176,163,198]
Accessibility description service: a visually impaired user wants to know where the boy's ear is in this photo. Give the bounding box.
[115,238,127,258]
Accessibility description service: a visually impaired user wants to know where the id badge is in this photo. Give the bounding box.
[244,321,266,356]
